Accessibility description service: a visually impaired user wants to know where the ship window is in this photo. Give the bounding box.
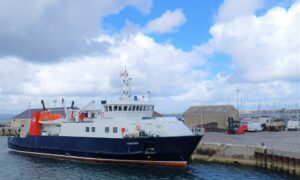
[105,127,109,133]
[124,106,128,111]
[113,127,118,133]
[92,127,95,132]
[109,106,112,111]
[86,127,90,132]
[114,105,117,111]
[143,106,146,111]
[105,106,108,112]
[118,106,122,111]
[133,105,136,111]
[128,105,132,111]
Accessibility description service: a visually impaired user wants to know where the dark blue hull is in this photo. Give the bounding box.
[8,135,202,166]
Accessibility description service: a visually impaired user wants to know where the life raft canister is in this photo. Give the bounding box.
[79,112,85,121]
[121,128,126,134]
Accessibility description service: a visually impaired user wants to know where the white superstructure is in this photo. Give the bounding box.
[36,70,200,139]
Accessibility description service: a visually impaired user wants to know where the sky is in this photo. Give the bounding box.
[0,0,299,114]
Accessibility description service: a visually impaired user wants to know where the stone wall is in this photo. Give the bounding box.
[193,142,300,176]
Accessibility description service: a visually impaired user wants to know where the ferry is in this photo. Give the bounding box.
[8,71,204,166]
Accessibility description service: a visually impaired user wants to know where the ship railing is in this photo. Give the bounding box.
[191,128,205,136]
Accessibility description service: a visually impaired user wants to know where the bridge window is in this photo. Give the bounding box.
[133,105,136,111]
[118,106,122,111]
[86,127,90,132]
[128,105,132,111]
[137,106,140,111]
[146,106,149,111]
[113,127,118,133]
[124,106,128,111]
[92,127,95,132]
[105,127,109,133]
[114,105,117,111]
[105,106,108,112]
[143,106,146,111]
[109,106,112,111]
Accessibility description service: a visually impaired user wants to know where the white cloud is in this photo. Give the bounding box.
[216,0,263,22]
[209,1,300,82]
[1,0,300,115]
[143,9,186,34]
[0,0,152,61]
[0,33,206,113]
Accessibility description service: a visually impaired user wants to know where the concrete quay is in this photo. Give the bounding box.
[192,132,300,176]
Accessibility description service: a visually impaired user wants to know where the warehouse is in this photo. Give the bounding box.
[183,105,239,131]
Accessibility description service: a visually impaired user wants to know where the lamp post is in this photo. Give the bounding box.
[235,89,239,110]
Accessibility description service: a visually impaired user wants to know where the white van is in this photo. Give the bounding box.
[247,121,263,132]
[287,120,300,131]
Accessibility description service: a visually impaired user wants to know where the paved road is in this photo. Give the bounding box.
[202,131,300,152]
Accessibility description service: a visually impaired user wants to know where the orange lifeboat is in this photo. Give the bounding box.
[29,111,63,136]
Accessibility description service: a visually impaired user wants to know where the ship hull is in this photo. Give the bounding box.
[8,135,202,166]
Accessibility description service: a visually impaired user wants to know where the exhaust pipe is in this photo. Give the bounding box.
[71,100,74,109]
[41,100,46,111]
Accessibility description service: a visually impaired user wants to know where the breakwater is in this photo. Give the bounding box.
[0,127,18,136]
[192,142,300,176]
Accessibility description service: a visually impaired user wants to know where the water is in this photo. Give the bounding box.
[0,114,12,123]
[0,137,296,180]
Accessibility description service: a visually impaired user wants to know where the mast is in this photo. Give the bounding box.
[120,70,132,100]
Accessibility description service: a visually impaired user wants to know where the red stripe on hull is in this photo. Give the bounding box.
[10,149,187,166]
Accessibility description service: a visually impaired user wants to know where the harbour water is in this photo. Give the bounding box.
[0,137,296,180]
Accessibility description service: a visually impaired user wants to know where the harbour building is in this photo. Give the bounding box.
[183,105,239,131]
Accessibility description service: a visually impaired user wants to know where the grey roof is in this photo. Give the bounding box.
[184,105,237,114]
[12,107,78,119]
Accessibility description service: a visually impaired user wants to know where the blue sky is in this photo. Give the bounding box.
[0,0,299,114]
[103,0,223,50]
